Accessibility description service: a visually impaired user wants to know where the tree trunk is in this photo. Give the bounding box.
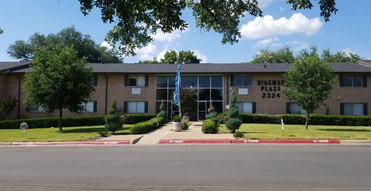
[58,108,63,132]
[304,113,309,130]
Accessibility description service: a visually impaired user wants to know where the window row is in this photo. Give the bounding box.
[339,75,367,87]
[157,76,223,88]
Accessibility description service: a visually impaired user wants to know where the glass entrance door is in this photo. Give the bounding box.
[198,101,208,121]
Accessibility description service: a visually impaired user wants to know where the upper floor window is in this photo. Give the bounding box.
[91,75,98,86]
[340,75,367,87]
[232,75,252,87]
[125,75,148,87]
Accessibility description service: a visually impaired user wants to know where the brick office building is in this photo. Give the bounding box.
[1,61,371,120]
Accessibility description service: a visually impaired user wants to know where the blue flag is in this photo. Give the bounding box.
[173,65,181,107]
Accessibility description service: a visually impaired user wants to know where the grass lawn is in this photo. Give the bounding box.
[219,123,371,140]
[0,125,133,142]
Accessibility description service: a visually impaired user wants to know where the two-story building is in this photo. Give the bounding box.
[1,61,370,120]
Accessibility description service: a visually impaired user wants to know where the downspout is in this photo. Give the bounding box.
[16,75,21,119]
[105,74,108,115]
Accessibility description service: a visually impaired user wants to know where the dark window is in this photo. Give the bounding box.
[340,103,366,116]
[340,75,366,87]
[211,76,223,87]
[199,76,210,88]
[156,77,167,87]
[234,75,252,87]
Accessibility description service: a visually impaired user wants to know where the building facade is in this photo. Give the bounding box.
[1,61,371,120]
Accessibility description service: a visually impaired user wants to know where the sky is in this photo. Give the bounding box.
[1,0,371,63]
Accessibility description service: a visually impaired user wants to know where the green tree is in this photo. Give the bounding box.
[79,0,337,56]
[138,58,159,64]
[23,45,94,132]
[225,88,242,133]
[321,49,360,63]
[248,47,295,64]
[283,52,336,130]
[104,97,123,134]
[7,26,122,63]
[160,50,200,64]
[0,95,17,119]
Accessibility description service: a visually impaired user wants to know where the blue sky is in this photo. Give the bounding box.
[1,0,370,63]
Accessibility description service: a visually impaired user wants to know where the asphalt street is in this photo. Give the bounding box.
[1,145,371,191]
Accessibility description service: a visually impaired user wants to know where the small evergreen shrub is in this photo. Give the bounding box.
[202,119,218,134]
[217,113,229,124]
[206,112,217,120]
[122,114,157,124]
[225,118,242,133]
[173,115,181,122]
[234,131,244,138]
[104,114,122,134]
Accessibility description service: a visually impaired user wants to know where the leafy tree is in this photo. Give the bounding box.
[248,47,295,64]
[138,58,159,64]
[225,88,242,133]
[104,97,123,134]
[160,50,201,64]
[180,89,197,116]
[0,95,17,119]
[23,45,94,132]
[79,0,337,56]
[283,52,336,130]
[7,26,122,63]
[321,49,360,63]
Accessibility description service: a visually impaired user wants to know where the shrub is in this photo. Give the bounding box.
[234,131,244,138]
[98,130,110,137]
[241,114,280,124]
[217,113,229,124]
[202,119,218,134]
[225,118,242,133]
[130,117,166,134]
[206,112,217,120]
[181,119,190,130]
[173,115,181,122]
[121,114,157,124]
[104,114,122,134]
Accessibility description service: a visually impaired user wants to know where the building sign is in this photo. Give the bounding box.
[257,80,284,98]
[238,88,248,95]
[132,88,141,95]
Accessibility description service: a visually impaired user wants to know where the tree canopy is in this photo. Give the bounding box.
[283,50,336,130]
[78,0,338,56]
[139,50,201,64]
[23,45,94,132]
[7,26,122,63]
[247,46,361,64]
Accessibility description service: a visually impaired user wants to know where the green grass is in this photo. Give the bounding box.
[0,125,133,142]
[219,123,371,140]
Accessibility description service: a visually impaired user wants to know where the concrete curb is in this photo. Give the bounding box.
[159,139,341,144]
[9,140,130,147]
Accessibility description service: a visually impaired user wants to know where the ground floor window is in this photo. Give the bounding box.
[125,101,148,113]
[81,101,97,113]
[341,103,367,116]
[236,102,256,114]
[286,102,307,114]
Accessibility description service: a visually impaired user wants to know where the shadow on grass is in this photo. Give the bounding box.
[319,128,371,132]
[113,132,131,135]
[241,131,267,134]
[62,127,105,134]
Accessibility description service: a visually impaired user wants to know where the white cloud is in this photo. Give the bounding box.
[239,13,323,39]
[156,47,170,62]
[286,41,310,52]
[257,0,275,9]
[341,48,357,57]
[151,28,189,42]
[100,41,114,51]
[255,36,280,47]
[192,50,208,63]
[135,43,157,60]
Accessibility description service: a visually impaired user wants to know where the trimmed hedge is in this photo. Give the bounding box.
[122,114,157,124]
[240,113,371,126]
[130,117,166,134]
[0,114,157,129]
[0,116,105,129]
[202,119,219,134]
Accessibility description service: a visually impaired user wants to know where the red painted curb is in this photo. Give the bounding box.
[159,139,340,144]
[10,140,130,146]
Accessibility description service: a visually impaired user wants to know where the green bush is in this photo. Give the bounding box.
[0,116,105,129]
[217,113,229,124]
[122,114,157,124]
[130,117,166,134]
[202,119,218,134]
[206,112,217,120]
[225,118,242,133]
[104,114,123,134]
[241,114,280,124]
[234,131,244,138]
[181,119,190,130]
